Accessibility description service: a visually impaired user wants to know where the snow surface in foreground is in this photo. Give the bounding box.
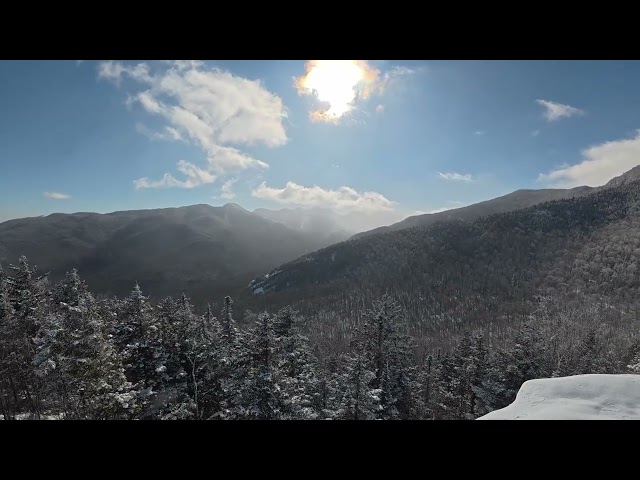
[479,374,640,420]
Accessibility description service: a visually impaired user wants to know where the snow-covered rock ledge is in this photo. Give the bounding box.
[478,374,640,420]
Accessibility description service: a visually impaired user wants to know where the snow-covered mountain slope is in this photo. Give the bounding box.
[478,374,640,420]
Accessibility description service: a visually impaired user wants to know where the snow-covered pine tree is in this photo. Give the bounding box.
[234,312,282,420]
[215,296,247,419]
[0,263,17,419]
[473,322,547,417]
[465,334,488,419]
[273,306,320,419]
[34,277,137,419]
[162,293,218,420]
[359,294,417,419]
[334,335,380,420]
[431,352,461,419]
[415,354,433,419]
[443,333,489,420]
[189,305,227,419]
[628,352,640,373]
[314,355,342,420]
[112,283,167,418]
[52,269,88,307]
[2,256,49,417]
[574,326,620,374]
[221,296,238,344]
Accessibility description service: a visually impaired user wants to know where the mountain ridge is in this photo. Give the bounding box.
[0,203,338,304]
[352,185,596,240]
[246,167,640,329]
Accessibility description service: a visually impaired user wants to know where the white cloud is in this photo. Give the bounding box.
[164,126,182,141]
[532,129,540,137]
[474,130,485,136]
[134,160,216,190]
[164,60,205,71]
[136,90,164,114]
[438,172,473,182]
[97,60,126,85]
[376,104,384,113]
[43,191,71,200]
[220,178,238,199]
[206,145,268,173]
[539,131,640,188]
[98,61,286,189]
[135,123,184,142]
[536,99,584,122]
[252,181,396,213]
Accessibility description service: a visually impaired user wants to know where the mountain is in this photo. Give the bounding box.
[353,185,595,239]
[0,203,339,304]
[604,164,640,188]
[248,167,640,329]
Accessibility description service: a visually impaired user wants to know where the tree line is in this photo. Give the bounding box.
[1,256,638,420]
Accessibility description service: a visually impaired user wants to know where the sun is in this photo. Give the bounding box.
[295,60,377,121]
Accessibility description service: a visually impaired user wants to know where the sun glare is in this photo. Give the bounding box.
[295,60,377,121]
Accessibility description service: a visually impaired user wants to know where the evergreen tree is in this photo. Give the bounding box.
[0,263,17,419]
[235,312,282,420]
[335,336,380,420]
[52,269,88,307]
[431,353,461,419]
[221,296,237,344]
[1,256,49,417]
[112,283,167,418]
[216,296,246,418]
[474,323,547,416]
[574,326,619,374]
[359,295,417,419]
[34,283,136,419]
[273,307,320,419]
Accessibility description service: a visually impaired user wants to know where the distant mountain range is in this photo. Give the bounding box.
[3,166,640,308]
[0,203,341,303]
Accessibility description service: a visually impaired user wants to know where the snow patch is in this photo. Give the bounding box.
[479,374,640,420]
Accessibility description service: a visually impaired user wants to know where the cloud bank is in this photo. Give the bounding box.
[98,60,286,189]
[539,131,640,187]
[252,181,396,213]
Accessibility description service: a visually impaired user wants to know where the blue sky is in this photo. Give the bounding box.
[2,60,640,226]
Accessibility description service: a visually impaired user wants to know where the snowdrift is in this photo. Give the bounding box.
[478,374,640,420]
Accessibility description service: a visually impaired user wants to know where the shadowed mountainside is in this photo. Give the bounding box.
[0,203,339,303]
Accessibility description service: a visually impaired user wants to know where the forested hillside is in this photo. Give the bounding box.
[1,258,638,420]
[0,203,336,304]
[352,185,595,240]
[248,173,640,353]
